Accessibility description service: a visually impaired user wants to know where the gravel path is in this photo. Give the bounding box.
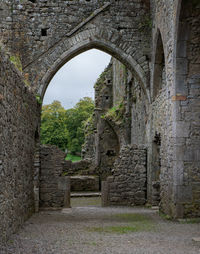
[1,203,200,254]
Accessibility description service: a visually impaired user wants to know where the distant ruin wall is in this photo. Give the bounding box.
[107,145,147,206]
[70,176,99,192]
[0,51,39,243]
[40,145,99,208]
[112,58,126,106]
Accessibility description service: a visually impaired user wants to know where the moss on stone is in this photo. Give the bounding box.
[10,55,23,73]
[84,115,95,137]
[35,94,42,105]
[103,100,125,123]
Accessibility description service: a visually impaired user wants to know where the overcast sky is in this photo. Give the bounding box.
[43,49,111,109]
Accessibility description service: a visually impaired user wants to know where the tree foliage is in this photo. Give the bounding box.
[40,101,69,151]
[40,97,94,154]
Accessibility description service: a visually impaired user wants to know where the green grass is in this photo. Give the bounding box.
[178,218,200,224]
[159,212,172,221]
[87,213,155,234]
[65,154,81,162]
[113,213,151,222]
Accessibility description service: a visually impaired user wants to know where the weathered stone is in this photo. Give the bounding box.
[101,181,110,207]
[0,0,200,245]
[70,176,99,192]
[107,145,147,206]
[0,51,40,243]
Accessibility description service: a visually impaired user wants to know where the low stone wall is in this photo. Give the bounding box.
[0,51,40,243]
[107,145,147,206]
[40,145,99,208]
[40,145,66,208]
[63,160,95,176]
[71,176,99,192]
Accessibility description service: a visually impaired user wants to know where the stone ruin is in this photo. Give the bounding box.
[0,0,199,244]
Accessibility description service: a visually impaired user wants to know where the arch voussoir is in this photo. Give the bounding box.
[30,26,150,104]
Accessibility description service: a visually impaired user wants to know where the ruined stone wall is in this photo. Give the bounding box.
[0,0,199,225]
[82,114,96,161]
[107,145,147,206]
[40,145,66,208]
[93,61,120,180]
[101,60,148,206]
[112,58,126,106]
[0,51,39,243]
[70,176,99,192]
[40,145,99,207]
[131,77,147,146]
[63,159,95,176]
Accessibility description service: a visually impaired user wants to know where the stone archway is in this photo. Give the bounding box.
[35,35,150,105]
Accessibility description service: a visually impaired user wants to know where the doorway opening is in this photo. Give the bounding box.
[39,49,133,210]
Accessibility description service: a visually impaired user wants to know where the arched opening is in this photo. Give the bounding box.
[39,49,141,209]
[38,41,150,106]
[174,0,200,217]
[152,31,166,100]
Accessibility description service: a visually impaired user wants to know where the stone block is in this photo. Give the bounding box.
[176,121,190,138]
[70,176,99,192]
[175,185,193,203]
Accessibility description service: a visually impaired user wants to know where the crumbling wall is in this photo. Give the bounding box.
[112,58,126,106]
[82,114,96,161]
[107,145,147,206]
[63,159,96,176]
[40,145,99,207]
[92,58,148,206]
[70,176,99,192]
[0,51,39,243]
[94,62,120,180]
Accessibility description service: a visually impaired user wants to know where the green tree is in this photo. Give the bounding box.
[40,100,69,151]
[40,97,94,154]
[65,97,94,154]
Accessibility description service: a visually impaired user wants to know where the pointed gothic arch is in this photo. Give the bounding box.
[152,30,166,100]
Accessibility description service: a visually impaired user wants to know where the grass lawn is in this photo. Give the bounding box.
[87,213,155,234]
[65,153,81,162]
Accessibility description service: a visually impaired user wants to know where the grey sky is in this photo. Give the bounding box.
[43,49,111,109]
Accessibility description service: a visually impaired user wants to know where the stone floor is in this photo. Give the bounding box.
[1,198,200,254]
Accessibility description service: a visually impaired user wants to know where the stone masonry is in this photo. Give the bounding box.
[107,145,147,206]
[40,145,66,208]
[0,0,199,244]
[40,145,100,208]
[0,50,40,243]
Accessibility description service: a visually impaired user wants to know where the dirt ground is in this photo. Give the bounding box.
[1,197,200,254]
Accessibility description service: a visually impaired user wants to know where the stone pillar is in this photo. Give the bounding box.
[101,181,109,207]
[64,176,71,208]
